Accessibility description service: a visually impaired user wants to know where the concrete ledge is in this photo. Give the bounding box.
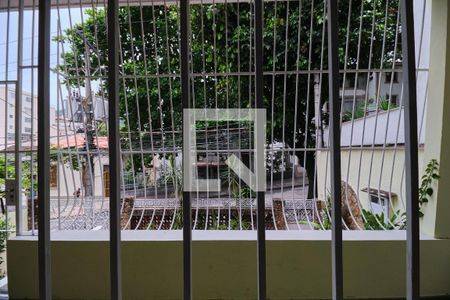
[11,229,436,241]
[7,231,450,299]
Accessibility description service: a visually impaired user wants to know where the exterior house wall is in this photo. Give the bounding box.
[50,155,109,198]
[316,147,424,217]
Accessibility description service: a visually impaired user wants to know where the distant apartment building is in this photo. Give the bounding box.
[0,87,85,150]
[314,64,403,116]
[0,87,41,149]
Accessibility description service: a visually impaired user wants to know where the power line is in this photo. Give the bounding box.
[0,52,60,68]
[0,31,59,47]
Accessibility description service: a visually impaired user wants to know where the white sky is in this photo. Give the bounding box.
[0,8,90,107]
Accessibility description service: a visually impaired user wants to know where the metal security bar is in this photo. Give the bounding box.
[400,0,420,299]
[107,0,122,299]
[326,1,343,299]
[255,2,266,299]
[38,0,52,299]
[180,1,192,300]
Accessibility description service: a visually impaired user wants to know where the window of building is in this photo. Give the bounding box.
[362,187,394,224]
[391,95,398,105]
[385,71,398,83]
[25,96,32,103]
[369,195,389,223]
[385,94,399,106]
[50,165,58,188]
[25,117,32,123]
[9,114,13,118]
[24,127,32,133]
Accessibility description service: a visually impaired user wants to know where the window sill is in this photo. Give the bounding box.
[11,229,436,242]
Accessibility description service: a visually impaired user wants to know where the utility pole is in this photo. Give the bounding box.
[74,29,102,228]
[82,34,95,199]
[83,39,96,229]
[314,73,323,149]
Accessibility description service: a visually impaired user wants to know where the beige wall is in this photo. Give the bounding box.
[421,0,450,239]
[7,231,450,300]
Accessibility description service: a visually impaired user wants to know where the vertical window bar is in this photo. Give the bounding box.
[107,0,122,299]
[38,0,52,299]
[15,0,24,236]
[255,0,266,299]
[181,1,192,300]
[400,1,420,299]
[326,1,343,300]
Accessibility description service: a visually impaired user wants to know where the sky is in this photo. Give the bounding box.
[0,1,430,110]
[0,7,89,108]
